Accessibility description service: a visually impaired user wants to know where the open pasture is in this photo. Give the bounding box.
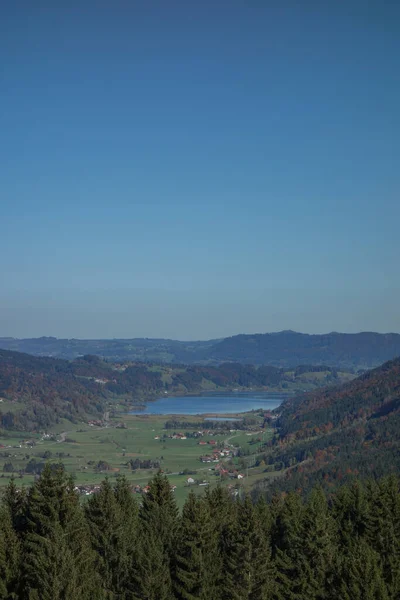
[0,412,275,505]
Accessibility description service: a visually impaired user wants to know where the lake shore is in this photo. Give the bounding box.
[129,390,290,416]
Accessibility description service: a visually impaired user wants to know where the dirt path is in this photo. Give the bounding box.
[224,431,242,446]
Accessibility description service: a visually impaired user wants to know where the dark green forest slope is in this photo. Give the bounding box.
[0,349,350,431]
[256,357,400,497]
[0,467,399,599]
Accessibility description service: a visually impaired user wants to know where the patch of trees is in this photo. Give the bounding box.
[95,461,112,472]
[128,458,161,470]
[164,417,259,432]
[2,462,15,473]
[0,467,399,599]
[24,458,46,475]
[164,419,242,431]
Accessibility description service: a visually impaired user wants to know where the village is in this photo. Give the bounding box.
[72,427,248,498]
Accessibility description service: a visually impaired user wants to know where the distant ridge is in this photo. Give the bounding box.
[1,331,400,369]
[208,331,400,369]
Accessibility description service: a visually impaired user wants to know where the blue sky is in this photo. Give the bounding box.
[1,0,399,339]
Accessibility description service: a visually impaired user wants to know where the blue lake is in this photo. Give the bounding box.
[130,392,288,415]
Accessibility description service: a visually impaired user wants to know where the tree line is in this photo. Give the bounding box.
[0,466,399,599]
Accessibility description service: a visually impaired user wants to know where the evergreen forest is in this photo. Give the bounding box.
[1,465,399,599]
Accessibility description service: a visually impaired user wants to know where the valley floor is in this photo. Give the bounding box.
[0,411,279,506]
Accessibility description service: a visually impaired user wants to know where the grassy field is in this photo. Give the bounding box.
[0,412,278,506]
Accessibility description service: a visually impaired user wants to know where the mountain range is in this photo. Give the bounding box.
[1,330,400,369]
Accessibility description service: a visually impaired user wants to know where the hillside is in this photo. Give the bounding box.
[256,356,400,496]
[209,331,400,368]
[0,350,109,431]
[0,349,352,431]
[1,330,400,368]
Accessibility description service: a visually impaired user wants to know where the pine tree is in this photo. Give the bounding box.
[114,474,139,597]
[299,486,337,599]
[134,471,179,599]
[332,538,389,600]
[20,464,100,600]
[174,491,221,600]
[0,505,20,599]
[139,471,179,554]
[204,485,236,551]
[254,496,273,542]
[204,485,235,531]
[3,476,27,535]
[272,488,337,600]
[130,527,171,600]
[250,496,276,600]
[366,476,400,599]
[85,478,124,598]
[114,474,138,528]
[85,476,139,599]
[223,495,275,600]
[272,491,306,600]
[332,481,371,546]
[204,485,237,597]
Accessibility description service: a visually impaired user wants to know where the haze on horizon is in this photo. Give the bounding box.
[1,1,399,341]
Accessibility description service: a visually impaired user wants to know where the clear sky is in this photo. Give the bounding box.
[1,0,399,340]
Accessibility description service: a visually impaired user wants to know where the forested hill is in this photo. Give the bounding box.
[0,350,109,431]
[1,330,400,368]
[277,356,400,441]
[208,331,400,368]
[0,349,352,431]
[258,356,400,496]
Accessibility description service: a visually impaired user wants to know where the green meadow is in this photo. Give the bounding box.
[0,412,277,505]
